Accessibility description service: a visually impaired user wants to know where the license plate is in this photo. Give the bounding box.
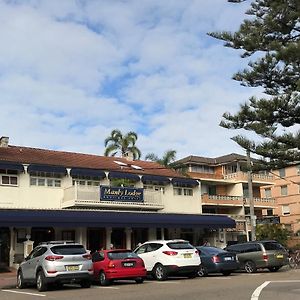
[183,253,192,258]
[66,265,79,271]
[224,257,232,261]
[276,254,283,259]
[123,262,135,267]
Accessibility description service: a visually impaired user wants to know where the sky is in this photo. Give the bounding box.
[0,0,260,160]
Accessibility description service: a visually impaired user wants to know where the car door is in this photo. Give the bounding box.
[26,247,47,280]
[21,247,40,279]
[135,243,162,271]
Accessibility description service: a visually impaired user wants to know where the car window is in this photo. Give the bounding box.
[92,251,105,262]
[147,243,163,252]
[51,245,86,255]
[108,251,139,260]
[167,242,194,250]
[244,244,261,253]
[262,242,285,251]
[200,247,226,255]
[33,247,47,258]
[135,245,148,254]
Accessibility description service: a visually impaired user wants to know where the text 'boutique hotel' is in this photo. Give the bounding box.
[0,137,235,269]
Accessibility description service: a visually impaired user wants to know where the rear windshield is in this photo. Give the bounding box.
[262,242,285,251]
[167,242,194,250]
[108,251,139,260]
[199,247,226,255]
[51,245,86,255]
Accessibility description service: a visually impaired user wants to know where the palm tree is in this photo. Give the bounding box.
[104,129,141,160]
[145,150,177,168]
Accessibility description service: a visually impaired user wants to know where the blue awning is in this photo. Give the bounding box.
[70,168,106,179]
[172,178,199,187]
[0,209,236,229]
[27,164,67,174]
[0,161,24,172]
[141,175,170,184]
[108,171,140,181]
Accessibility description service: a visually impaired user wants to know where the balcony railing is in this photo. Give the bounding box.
[62,185,164,210]
[223,171,273,183]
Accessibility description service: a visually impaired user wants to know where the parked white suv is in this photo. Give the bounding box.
[134,240,201,280]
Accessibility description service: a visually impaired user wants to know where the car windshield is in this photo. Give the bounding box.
[167,242,194,250]
[51,245,86,255]
[262,242,285,251]
[199,247,226,255]
[108,251,139,260]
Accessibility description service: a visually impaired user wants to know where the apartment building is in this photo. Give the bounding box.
[0,137,235,269]
[176,154,276,243]
[266,165,300,242]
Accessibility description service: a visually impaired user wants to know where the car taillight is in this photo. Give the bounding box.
[82,254,92,260]
[212,256,221,263]
[163,251,178,256]
[263,254,269,261]
[45,255,64,261]
[108,261,115,268]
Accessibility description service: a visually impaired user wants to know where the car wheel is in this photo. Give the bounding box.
[36,271,47,292]
[135,277,144,284]
[153,264,167,281]
[80,280,91,288]
[268,266,280,272]
[197,265,208,277]
[222,271,231,276]
[244,261,257,273]
[99,271,110,286]
[16,270,26,289]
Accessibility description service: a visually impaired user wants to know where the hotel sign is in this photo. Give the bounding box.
[100,186,144,202]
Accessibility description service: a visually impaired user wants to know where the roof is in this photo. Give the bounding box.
[0,145,185,178]
[176,153,248,166]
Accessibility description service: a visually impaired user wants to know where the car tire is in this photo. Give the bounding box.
[99,271,110,286]
[153,264,167,281]
[244,261,257,273]
[197,265,208,277]
[222,271,231,276]
[80,280,91,288]
[16,270,26,289]
[135,277,144,284]
[268,266,280,272]
[36,271,47,292]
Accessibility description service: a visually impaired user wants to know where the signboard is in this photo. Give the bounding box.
[100,186,144,203]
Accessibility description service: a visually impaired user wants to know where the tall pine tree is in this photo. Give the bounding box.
[210,0,300,168]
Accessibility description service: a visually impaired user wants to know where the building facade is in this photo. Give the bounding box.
[0,137,234,269]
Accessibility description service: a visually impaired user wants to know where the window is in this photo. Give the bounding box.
[279,168,286,178]
[208,186,216,195]
[144,184,165,194]
[173,187,193,196]
[61,230,75,241]
[0,169,18,186]
[72,179,100,187]
[280,185,288,196]
[282,205,290,215]
[30,171,62,188]
[265,188,272,198]
[190,165,214,174]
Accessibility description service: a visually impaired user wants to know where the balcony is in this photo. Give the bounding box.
[202,194,275,208]
[62,186,164,210]
[223,171,274,184]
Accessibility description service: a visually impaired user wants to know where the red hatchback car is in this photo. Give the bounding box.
[92,249,147,286]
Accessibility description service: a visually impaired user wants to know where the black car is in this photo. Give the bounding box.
[196,246,240,276]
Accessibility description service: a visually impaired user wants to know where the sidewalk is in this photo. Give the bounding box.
[0,268,17,289]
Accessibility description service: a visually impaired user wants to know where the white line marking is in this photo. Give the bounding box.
[251,281,270,300]
[1,289,46,297]
[151,281,179,284]
[92,286,120,289]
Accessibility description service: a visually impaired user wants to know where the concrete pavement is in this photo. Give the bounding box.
[0,268,17,289]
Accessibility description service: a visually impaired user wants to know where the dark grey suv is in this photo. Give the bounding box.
[17,241,93,291]
[225,240,288,273]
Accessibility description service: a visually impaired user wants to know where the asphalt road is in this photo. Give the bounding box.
[1,268,300,300]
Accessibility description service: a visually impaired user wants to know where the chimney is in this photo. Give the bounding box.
[0,136,9,148]
[123,151,134,161]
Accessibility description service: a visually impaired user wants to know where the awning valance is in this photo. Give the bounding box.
[0,161,24,172]
[27,164,67,175]
[0,209,236,229]
[108,171,140,181]
[70,168,106,179]
[141,175,170,184]
[172,178,199,187]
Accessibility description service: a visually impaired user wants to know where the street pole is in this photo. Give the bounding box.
[246,149,256,241]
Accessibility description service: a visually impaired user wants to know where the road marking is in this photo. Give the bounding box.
[251,281,270,300]
[1,289,46,297]
[151,281,179,284]
[92,286,120,289]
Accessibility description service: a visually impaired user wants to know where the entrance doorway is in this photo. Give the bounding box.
[87,228,105,253]
[111,228,126,249]
[132,228,148,249]
[0,227,10,269]
[31,227,55,247]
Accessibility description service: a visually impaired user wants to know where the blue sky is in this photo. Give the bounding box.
[0,0,259,160]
